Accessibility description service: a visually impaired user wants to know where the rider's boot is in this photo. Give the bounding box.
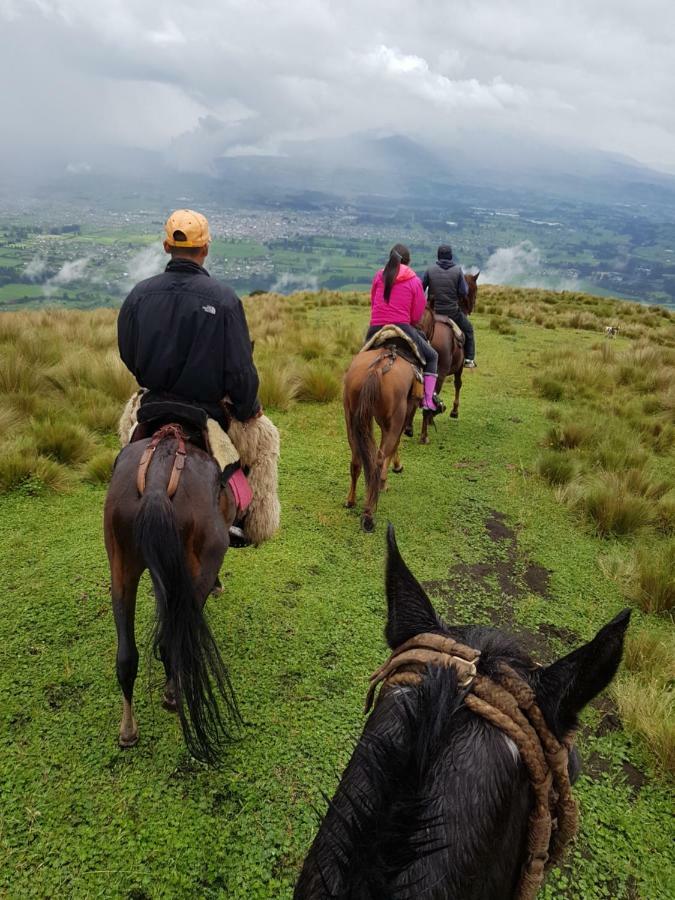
[422,373,440,411]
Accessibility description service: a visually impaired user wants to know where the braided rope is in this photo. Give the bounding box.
[366,636,578,899]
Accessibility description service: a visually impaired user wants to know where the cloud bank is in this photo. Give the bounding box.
[1,1,674,177]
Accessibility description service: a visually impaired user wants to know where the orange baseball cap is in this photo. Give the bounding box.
[164,209,212,247]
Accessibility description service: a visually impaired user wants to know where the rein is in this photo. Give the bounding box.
[136,423,187,498]
[365,633,579,900]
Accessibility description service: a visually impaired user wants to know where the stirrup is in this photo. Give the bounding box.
[229,524,252,548]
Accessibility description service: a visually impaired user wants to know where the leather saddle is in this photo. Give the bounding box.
[434,314,465,345]
[131,400,210,452]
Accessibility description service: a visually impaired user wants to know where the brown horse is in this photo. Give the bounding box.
[103,428,239,764]
[343,338,428,532]
[408,272,479,444]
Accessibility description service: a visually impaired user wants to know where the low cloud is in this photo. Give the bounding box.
[123,245,165,290]
[43,256,90,297]
[270,272,320,294]
[481,242,541,285]
[65,161,91,174]
[481,241,580,291]
[24,255,47,280]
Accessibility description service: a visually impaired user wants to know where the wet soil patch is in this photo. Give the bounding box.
[523,563,552,600]
[585,752,646,795]
[485,510,516,544]
[424,509,565,664]
[538,622,578,648]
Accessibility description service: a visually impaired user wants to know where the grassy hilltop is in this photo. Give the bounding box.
[0,287,673,898]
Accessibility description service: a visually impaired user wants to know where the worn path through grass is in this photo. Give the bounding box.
[1,318,672,898]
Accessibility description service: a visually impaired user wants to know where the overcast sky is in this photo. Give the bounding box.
[1,0,674,176]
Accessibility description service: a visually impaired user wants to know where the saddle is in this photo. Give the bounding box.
[130,398,250,512]
[361,325,425,370]
[132,400,211,451]
[434,314,465,345]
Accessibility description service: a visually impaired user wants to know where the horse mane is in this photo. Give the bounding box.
[297,626,535,899]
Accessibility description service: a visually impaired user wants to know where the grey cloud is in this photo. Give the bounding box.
[1,0,674,176]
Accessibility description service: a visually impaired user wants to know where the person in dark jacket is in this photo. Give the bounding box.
[422,245,476,367]
[118,208,261,428]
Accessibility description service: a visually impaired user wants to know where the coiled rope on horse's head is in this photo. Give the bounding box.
[365,633,579,900]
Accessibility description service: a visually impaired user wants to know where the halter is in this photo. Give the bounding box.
[136,423,187,498]
[365,633,579,900]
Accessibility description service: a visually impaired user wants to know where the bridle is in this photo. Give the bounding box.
[365,633,579,900]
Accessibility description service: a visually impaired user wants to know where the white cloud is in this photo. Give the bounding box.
[124,245,165,289]
[43,256,89,296]
[24,255,47,280]
[482,242,541,285]
[270,272,319,294]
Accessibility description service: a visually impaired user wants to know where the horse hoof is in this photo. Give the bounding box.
[392,465,403,474]
[404,427,413,438]
[118,730,139,749]
[210,582,223,597]
[361,516,375,533]
[344,500,355,509]
[162,694,178,714]
[450,411,459,419]
[420,437,429,445]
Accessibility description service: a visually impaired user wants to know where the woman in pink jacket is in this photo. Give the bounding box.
[366,244,439,410]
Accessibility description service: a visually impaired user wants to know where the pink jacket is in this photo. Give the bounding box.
[369,265,426,326]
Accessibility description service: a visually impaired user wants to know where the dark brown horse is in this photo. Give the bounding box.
[295,526,629,899]
[104,428,239,763]
[408,272,479,444]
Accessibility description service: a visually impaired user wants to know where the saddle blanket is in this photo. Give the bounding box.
[360,325,426,370]
[434,315,465,344]
[119,390,280,546]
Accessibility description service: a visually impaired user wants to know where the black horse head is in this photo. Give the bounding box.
[296,526,630,900]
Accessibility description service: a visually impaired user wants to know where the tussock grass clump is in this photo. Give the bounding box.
[84,448,118,484]
[31,418,96,465]
[490,317,516,336]
[0,403,21,435]
[546,420,593,449]
[298,337,324,361]
[627,540,675,614]
[565,472,654,536]
[0,441,39,491]
[533,375,564,402]
[74,389,122,434]
[31,456,73,493]
[613,678,674,775]
[0,441,72,493]
[257,364,299,412]
[536,451,576,485]
[622,627,674,680]
[0,349,44,394]
[296,363,341,403]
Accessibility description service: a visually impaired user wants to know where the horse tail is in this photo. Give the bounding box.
[133,486,238,764]
[352,364,382,511]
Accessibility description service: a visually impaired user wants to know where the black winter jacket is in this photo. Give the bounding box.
[118,259,260,421]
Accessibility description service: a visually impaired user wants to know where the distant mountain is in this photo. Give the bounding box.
[5,129,675,220]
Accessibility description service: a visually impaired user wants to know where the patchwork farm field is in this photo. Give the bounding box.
[0,290,673,898]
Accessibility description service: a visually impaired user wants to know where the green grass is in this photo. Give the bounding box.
[0,296,673,898]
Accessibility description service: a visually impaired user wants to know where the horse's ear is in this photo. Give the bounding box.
[535,609,630,736]
[474,270,480,281]
[385,524,441,648]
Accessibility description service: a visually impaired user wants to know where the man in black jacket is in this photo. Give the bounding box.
[118,208,261,426]
[422,245,476,367]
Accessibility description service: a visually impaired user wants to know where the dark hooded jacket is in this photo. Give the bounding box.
[118,258,259,422]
